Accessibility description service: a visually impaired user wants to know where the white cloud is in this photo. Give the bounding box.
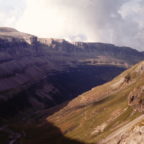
[0,0,25,27]
[16,0,98,42]
[1,0,144,51]
[0,12,15,26]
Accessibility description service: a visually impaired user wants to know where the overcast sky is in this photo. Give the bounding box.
[0,0,144,51]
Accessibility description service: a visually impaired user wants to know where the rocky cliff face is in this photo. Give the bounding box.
[0,27,144,116]
[128,86,144,112]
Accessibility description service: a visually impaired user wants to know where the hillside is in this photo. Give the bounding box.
[26,61,144,144]
[0,61,144,144]
[47,62,144,144]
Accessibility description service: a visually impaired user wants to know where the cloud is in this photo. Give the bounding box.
[117,0,144,50]
[1,0,144,51]
[16,0,96,41]
[0,0,26,27]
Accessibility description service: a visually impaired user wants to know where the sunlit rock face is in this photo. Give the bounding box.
[128,86,144,112]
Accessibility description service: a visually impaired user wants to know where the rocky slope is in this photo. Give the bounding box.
[0,27,144,117]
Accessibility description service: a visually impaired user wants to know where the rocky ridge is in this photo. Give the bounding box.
[0,27,144,116]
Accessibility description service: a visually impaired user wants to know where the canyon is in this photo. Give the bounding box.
[0,27,144,144]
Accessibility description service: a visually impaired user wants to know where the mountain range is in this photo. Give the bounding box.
[0,27,144,144]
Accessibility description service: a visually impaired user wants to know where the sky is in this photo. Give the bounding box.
[0,0,144,51]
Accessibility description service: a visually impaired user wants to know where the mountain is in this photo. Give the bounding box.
[0,27,144,144]
[0,27,144,117]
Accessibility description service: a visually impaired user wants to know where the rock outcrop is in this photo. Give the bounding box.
[128,86,144,112]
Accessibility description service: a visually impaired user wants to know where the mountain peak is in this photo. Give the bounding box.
[134,61,144,73]
[0,27,18,33]
[0,27,37,45]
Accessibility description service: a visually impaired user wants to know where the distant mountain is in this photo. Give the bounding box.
[0,27,144,116]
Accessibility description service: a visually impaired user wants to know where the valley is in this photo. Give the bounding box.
[0,65,125,117]
[1,61,144,144]
[0,27,144,144]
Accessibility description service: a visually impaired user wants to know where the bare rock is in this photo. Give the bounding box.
[128,86,144,112]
